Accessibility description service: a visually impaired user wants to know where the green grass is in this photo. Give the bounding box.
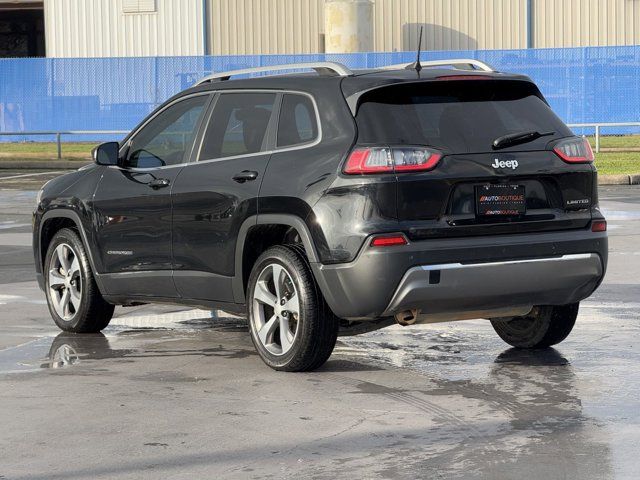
[587,135,640,149]
[0,142,95,159]
[594,152,640,175]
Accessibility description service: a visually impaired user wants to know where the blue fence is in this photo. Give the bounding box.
[1,45,639,141]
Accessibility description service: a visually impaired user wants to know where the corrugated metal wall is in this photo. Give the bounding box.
[43,0,640,57]
[208,0,325,55]
[44,0,204,57]
[207,0,529,54]
[373,0,527,51]
[533,0,640,48]
[207,0,640,55]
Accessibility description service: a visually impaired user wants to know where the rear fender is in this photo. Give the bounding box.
[233,214,320,303]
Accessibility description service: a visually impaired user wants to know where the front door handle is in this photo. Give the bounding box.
[149,178,170,189]
[232,170,259,183]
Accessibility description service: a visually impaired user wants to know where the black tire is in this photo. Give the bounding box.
[44,228,114,333]
[490,303,579,349]
[247,245,339,372]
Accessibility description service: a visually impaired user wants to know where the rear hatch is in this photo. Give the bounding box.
[350,78,595,240]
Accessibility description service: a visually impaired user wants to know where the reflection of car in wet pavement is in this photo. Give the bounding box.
[44,333,113,369]
[430,348,612,479]
[41,329,254,369]
[33,60,608,372]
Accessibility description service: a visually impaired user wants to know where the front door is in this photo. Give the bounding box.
[92,93,210,297]
[171,91,278,302]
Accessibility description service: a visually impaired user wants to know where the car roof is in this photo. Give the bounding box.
[166,66,536,118]
[182,66,532,95]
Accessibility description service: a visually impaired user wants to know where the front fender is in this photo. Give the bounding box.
[36,209,106,293]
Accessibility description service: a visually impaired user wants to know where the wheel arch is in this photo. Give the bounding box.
[233,214,320,303]
[39,209,105,292]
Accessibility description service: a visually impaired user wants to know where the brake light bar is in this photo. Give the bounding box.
[553,137,594,163]
[344,147,442,175]
[371,234,408,247]
[435,75,493,81]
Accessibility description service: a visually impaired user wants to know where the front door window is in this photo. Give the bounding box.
[126,95,209,168]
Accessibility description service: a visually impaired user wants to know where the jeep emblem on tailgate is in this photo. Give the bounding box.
[492,159,519,170]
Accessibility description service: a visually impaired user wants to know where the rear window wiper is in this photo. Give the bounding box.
[492,130,555,150]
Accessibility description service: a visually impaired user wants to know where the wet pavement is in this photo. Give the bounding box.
[0,181,638,479]
[0,169,69,190]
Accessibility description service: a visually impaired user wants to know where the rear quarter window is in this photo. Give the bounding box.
[277,94,318,148]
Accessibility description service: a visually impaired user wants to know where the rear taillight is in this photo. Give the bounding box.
[591,220,607,232]
[553,137,594,163]
[344,147,442,175]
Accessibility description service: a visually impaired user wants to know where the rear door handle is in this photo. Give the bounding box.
[232,170,259,183]
[149,178,170,189]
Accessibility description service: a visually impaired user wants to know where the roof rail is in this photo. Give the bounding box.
[382,58,496,73]
[195,61,354,85]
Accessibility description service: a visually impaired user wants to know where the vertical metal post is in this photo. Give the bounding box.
[202,0,209,56]
[56,132,62,159]
[595,125,600,153]
[526,0,534,48]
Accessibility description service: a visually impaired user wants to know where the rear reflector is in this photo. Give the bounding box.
[371,235,408,247]
[344,147,442,175]
[553,137,594,163]
[591,220,607,232]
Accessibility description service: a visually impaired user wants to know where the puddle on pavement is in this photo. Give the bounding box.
[492,347,569,366]
[2,300,634,385]
[336,324,480,376]
[108,308,246,331]
[0,310,248,374]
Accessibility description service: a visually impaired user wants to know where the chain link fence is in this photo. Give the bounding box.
[1,46,639,142]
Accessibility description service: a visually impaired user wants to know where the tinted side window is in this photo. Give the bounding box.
[277,94,318,148]
[199,92,277,160]
[127,95,208,168]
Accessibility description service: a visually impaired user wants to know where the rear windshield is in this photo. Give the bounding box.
[355,80,572,154]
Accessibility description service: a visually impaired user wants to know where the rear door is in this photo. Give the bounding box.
[171,91,278,302]
[353,79,595,240]
[92,93,210,297]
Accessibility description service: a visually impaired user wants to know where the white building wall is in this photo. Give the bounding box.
[43,0,640,58]
[208,0,325,55]
[533,0,640,48]
[208,0,640,55]
[208,0,528,55]
[44,0,205,57]
[373,0,528,52]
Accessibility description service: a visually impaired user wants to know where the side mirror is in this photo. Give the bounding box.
[92,142,120,166]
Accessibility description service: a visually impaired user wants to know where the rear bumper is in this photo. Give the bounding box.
[312,229,607,320]
[381,253,602,318]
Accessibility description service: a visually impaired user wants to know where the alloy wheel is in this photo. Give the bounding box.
[251,263,300,356]
[48,243,82,321]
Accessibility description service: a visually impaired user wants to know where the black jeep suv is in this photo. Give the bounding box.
[33,60,607,371]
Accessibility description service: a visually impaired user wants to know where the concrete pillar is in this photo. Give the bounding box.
[324,0,374,54]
